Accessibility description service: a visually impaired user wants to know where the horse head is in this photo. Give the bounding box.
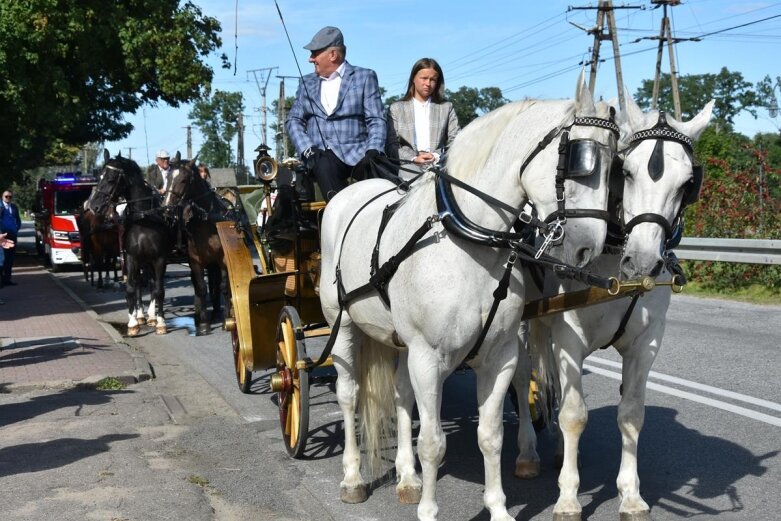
[522,71,619,268]
[88,150,147,215]
[614,95,714,279]
[164,157,198,208]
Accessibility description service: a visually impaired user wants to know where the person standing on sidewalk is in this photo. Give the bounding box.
[0,232,15,303]
[1,190,21,286]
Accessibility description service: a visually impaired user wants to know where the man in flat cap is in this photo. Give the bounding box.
[146,149,174,195]
[286,26,386,200]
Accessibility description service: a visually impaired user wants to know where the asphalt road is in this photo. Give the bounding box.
[50,248,781,521]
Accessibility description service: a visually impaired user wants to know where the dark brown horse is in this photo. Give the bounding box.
[88,150,175,336]
[164,160,236,335]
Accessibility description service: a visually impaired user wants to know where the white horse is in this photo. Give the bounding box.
[515,95,714,521]
[319,74,618,521]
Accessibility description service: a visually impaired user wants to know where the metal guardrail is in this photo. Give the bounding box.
[675,238,781,265]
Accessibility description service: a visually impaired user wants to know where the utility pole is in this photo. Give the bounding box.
[126,147,136,160]
[184,126,192,159]
[248,67,278,148]
[633,0,701,119]
[237,113,247,184]
[276,75,299,161]
[569,1,641,112]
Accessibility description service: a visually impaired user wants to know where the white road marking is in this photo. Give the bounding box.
[587,355,781,412]
[583,360,781,428]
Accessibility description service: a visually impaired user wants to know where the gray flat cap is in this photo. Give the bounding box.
[303,26,344,51]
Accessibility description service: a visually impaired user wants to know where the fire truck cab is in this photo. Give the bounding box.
[33,172,97,271]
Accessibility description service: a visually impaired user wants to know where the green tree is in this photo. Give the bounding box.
[445,86,508,126]
[188,91,244,167]
[0,0,226,185]
[634,67,759,128]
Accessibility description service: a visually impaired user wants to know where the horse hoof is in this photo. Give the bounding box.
[553,513,581,521]
[397,484,422,504]
[514,459,540,479]
[137,317,146,326]
[155,325,167,335]
[197,325,210,336]
[146,318,155,327]
[620,511,651,521]
[340,484,368,504]
[127,326,141,337]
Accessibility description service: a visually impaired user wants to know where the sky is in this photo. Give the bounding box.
[105,0,781,167]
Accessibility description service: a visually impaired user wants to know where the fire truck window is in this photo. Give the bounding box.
[54,190,91,215]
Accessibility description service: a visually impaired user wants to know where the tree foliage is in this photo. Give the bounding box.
[0,0,226,184]
[188,91,244,168]
[634,67,759,128]
[445,86,509,126]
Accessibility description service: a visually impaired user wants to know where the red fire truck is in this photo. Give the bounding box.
[33,172,98,271]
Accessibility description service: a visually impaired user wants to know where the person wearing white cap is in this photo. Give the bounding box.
[286,26,386,201]
[146,149,174,195]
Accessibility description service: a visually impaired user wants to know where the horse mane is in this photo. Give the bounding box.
[446,99,576,182]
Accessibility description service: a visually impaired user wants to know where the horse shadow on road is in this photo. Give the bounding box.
[434,404,776,520]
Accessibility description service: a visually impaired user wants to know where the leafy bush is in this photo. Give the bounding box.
[683,134,781,295]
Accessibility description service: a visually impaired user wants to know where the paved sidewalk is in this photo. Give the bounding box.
[0,256,151,392]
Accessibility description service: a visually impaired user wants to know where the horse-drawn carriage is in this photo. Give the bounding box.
[212,75,713,521]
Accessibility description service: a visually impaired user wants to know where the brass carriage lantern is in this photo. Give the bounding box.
[253,144,278,183]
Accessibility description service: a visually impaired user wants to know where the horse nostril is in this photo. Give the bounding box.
[576,247,592,268]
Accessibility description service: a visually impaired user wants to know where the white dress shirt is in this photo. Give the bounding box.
[320,62,346,116]
[412,98,432,153]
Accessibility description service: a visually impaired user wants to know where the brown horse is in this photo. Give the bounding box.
[77,207,121,289]
[164,160,237,335]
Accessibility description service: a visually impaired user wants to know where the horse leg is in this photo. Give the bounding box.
[207,264,223,323]
[551,323,589,521]
[394,351,422,504]
[151,259,168,334]
[136,270,146,325]
[614,327,661,521]
[332,320,368,503]
[125,256,141,337]
[190,259,210,335]
[473,340,517,521]
[407,346,447,521]
[513,323,541,479]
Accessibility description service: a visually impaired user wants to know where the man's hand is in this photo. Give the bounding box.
[302,146,323,172]
[363,149,381,161]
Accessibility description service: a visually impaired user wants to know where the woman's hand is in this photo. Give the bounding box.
[413,151,436,165]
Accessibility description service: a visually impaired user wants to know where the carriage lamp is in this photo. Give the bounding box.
[254,144,278,183]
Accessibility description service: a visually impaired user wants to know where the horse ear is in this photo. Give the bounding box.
[104,149,110,163]
[174,151,181,163]
[676,100,715,141]
[575,70,596,114]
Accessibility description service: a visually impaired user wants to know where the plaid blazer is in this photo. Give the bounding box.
[385,99,460,176]
[286,62,386,166]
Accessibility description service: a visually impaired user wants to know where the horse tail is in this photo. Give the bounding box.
[358,337,397,480]
[528,318,559,431]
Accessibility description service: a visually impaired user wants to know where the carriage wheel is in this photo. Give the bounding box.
[508,371,549,432]
[272,306,310,458]
[528,374,548,432]
[226,289,252,393]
